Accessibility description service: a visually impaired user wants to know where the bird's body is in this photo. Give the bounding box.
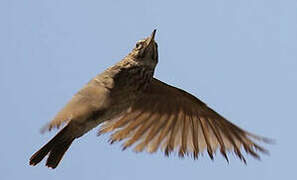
[30,30,270,169]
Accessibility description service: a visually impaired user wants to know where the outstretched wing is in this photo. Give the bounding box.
[99,78,270,162]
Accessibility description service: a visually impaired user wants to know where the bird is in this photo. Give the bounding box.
[29,29,270,169]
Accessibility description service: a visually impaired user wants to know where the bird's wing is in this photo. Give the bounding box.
[42,80,111,132]
[99,78,271,162]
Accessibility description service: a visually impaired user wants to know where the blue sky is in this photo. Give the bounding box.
[2,0,296,179]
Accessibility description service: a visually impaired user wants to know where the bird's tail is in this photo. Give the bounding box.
[29,125,75,169]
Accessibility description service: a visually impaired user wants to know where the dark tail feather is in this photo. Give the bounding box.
[29,125,74,169]
[46,138,74,168]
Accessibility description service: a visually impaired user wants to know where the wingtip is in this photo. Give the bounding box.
[247,132,275,144]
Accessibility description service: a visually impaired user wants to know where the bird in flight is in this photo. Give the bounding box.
[30,30,270,169]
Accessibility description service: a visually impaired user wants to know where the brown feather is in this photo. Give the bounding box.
[190,114,199,159]
[164,111,180,156]
[134,106,169,153]
[199,116,214,160]
[122,111,157,150]
[223,119,268,154]
[99,109,142,135]
[224,122,261,159]
[212,116,246,163]
[179,109,189,157]
[149,112,176,153]
[207,117,229,162]
[110,111,151,143]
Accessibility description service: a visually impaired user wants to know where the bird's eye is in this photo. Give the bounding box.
[136,42,142,49]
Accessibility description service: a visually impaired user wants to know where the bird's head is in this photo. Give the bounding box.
[130,29,158,68]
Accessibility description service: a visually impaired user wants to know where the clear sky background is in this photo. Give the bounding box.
[2,0,296,179]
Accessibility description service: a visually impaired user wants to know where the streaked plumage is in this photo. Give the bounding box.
[30,30,270,169]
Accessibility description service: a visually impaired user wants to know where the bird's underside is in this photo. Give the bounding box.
[29,30,271,169]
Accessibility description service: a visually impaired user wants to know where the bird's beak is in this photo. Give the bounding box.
[147,29,156,46]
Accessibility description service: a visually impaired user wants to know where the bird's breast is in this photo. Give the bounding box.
[104,66,154,113]
[112,66,154,93]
